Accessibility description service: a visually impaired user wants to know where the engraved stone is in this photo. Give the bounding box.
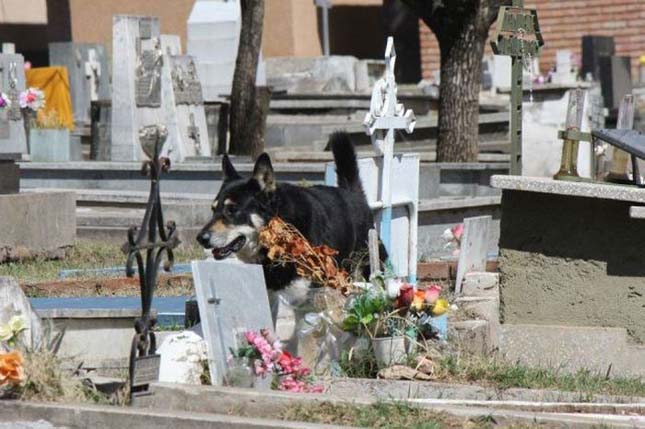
[187,112,201,156]
[171,57,203,105]
[135,41,163,107]
[6,63,21,121]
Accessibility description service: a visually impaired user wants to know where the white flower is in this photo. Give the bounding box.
[8,316,25,334]
[0,324,12,342]
[386,278,402,299]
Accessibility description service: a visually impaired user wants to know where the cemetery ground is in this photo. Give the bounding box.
[1,240,645,428]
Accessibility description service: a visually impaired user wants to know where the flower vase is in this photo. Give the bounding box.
[224,357,254,388]
[253,372,273,391]
[372,335,407,368]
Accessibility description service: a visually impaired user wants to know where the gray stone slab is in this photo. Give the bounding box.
[0,52,27,155]
[49,42,110,125]
[0,191,76,261]
[192,260,273,386]
[491,174,645,203]
[455,216,491,293]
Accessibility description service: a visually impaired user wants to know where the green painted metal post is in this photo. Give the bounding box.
[490,0,544,176]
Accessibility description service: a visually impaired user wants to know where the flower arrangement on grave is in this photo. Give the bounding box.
[0,93,11,110]
[341,278,451,367]
[229,329,324,393]
[0,316,26,390]
[19,88,45,112]
[258,217,352,295]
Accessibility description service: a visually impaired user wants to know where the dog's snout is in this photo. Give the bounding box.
[197,231,211,247]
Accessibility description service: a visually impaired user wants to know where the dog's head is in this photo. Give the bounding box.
[196,153,276,262]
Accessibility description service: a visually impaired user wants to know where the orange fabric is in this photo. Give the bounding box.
[25,66,74,130]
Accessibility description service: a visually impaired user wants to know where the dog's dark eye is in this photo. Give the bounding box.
[224,204,237,217]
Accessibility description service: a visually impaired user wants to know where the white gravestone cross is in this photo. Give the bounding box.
[363,37,416,260]
[84,48,101,101]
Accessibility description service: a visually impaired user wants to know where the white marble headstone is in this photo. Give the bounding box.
[191,259,273,386]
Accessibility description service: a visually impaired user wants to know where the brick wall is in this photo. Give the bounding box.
[420,0,645,81]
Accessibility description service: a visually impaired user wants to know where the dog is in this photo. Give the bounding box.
[196,131,377,292]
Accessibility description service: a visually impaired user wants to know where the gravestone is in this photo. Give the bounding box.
[48,42,111,126]
[552,50,576,85]
[191,260,274,386]
[0,47,27,156]
[455,216,492,294]
[599,56,632,112]
[581,35,615,81]
[111,15,168,161]
[187,0,241,101]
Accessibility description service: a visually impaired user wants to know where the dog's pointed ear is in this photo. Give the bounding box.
[222,154,241,181]
[252,153,276,192]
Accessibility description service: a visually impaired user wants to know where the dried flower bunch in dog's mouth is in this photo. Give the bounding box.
[258,217,353,295]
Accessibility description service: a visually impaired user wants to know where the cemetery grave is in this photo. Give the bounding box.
[0,4,645,429]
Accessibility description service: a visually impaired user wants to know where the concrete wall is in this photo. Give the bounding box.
[420,0,645,80]
[0,191,76,261]
[0,0,47,24]
[498,190,645,343]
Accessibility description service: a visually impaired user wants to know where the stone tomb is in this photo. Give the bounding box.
[0,49,27,156]
[166,55,210,161]
[191,260,274,386]
[49,42,111,126]
[111,15,167,161]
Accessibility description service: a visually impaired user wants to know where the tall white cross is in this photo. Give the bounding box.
[84,48,101,101]
[363,37,416,258]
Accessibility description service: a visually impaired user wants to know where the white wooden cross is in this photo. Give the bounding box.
[84,48,101,101]
[363,36,416,256]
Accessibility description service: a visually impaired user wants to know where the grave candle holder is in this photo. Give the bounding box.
[554,89,592,182]
[123,124,180,400]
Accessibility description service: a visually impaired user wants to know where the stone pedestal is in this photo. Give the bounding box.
[492,175,645,343]
[0,153,20,194]
[0,191,76,262]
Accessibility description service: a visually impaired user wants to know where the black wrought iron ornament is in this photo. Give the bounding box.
[123,125,180,399]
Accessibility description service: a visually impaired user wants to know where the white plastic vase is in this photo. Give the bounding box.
[372,335,406,367]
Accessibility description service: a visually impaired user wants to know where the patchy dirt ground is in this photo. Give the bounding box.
[21,274,194,298]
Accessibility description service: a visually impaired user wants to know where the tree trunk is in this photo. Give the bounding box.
[435,20,487,162]
[229,0,269,159]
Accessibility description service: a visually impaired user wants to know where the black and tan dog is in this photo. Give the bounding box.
[196,132,376,292]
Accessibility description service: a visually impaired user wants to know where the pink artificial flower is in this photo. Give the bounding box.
[424,284,442,304]
[451,223,464,242]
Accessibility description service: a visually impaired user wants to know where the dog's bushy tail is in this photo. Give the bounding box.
[330,131,363,193]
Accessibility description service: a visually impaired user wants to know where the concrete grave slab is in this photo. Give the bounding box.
[192,259,273,386]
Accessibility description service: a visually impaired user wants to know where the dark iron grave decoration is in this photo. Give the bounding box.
[123,125,180,399]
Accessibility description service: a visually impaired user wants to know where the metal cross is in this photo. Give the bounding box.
[187,112,202,156]
[490,0,544,175]
[363,36,416,257]
[84,48,101,101]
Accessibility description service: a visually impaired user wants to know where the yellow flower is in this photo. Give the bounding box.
[431,299,449,316]
[0,324,11,342]
[8,316,25,334]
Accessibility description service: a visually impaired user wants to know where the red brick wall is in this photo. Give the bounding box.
[420,0,645,81]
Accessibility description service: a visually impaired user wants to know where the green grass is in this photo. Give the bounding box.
[436,355,645,398]
[339,349,645,399]
[0,240,205,283]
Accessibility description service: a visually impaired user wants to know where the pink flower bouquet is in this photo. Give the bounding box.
[0,93,10,110]
[19,88,45,111]
[231,329,323,393]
